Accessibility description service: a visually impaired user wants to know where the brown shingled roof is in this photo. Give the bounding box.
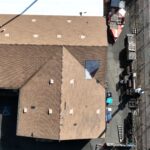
[16,46,106,140]
[0,45,62,89]
[0,15,107,46]
[0,15,107,140]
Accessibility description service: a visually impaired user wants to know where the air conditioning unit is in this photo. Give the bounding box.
[128,99,138,109]
[126,34,136,60]
[128,51,136,60]
[132,28,137,34]
[127,34,136,52]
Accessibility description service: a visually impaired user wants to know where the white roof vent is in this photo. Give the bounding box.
[80,35,86,39]
[96,109,100,114]
[49,79,54,84]
[23,107,28,113]
[70,79,74,85]
[33,34,39,38]
[48,108,53,115]
[67,19,72,23]
[5,33,10,37]
[57,34,62,39]
[69,109,74,115]
[32,19,37,22]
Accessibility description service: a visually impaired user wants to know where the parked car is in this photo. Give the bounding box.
[106,91,113,105]
[106,107,112,123]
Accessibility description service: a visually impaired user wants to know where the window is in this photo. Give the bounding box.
[85,60,100,79]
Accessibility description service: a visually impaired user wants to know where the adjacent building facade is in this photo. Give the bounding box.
[0,15,107,140]
[127,0,150,149]
[111,0,150,149]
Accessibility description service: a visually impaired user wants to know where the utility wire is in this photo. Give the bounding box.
[0,0,38,28]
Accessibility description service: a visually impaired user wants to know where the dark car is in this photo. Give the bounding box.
[106,91,112,98]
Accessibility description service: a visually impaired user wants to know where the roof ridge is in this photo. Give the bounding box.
[59,46,64,140]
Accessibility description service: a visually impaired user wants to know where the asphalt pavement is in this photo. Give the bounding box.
[105,22,130,145]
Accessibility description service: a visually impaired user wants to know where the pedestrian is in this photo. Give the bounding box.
[135,87,144,95]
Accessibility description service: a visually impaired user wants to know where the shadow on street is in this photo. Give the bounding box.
[0,89,90,150]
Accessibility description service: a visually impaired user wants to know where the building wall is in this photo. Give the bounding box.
[0,0,104,16]
[127,0,150,149]
[60,46,106,140]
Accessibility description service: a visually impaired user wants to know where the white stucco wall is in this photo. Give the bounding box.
[0,0,104,16]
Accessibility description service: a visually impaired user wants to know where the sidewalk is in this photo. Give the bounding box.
[105,44,123,144]
[105,42,129,144]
